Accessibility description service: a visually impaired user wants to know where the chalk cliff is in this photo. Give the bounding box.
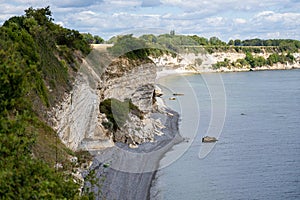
[151,52,300,73]
[49,49,164,151]
[49,48,300,151]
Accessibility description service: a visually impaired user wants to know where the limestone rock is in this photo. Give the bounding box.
[202,136,218,143]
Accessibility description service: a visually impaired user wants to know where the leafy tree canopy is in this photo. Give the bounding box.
[0,7,95,199]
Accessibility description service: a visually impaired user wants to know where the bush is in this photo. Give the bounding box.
[100,98,143,131]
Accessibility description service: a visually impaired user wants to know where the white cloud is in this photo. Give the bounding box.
[254,11,300,24]
[206,17,225,27]
[234,18,247,24]
[0,0,300,41]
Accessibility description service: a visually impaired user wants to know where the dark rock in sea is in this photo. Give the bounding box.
[173,93,184,96]
[202,136,218,143]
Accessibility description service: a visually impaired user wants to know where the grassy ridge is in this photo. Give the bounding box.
[108,33,300,55]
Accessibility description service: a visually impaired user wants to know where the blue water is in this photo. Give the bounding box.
[154,70,300,200]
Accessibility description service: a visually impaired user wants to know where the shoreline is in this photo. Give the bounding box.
[156,65,300,80]
[85,66,300,199]
[86,106,182,200]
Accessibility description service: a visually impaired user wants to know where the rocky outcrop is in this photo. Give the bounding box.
[100,58,157,112]
[202,136,218,143]
[99,57,166,145]
[49,50,164,150]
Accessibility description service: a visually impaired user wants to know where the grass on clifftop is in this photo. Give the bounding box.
[108,33,300,55]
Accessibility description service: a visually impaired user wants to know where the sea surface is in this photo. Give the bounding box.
[152,69,300,200]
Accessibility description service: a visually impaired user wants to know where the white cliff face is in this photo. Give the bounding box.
[49,75,96,150]
[151,52,300,73]
[49,73,114,150]
[99,59,165,145]
[150,53,214,72]
[49,57,114,151]
[100,62,157,112]
[49,54,162,150]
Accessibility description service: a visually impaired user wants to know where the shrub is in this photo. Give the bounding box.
[100,98,143,131]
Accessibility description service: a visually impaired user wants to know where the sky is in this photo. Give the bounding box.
[1,0,300,41]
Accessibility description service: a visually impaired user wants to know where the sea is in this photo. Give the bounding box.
[151,69,300,200]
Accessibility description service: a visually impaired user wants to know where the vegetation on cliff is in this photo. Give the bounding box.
[212,52,295,69]
[0,7,94,199]
[100,98,143,132]
[1,6,299,198]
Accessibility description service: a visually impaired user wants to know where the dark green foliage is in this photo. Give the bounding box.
[233,38,300,53]
[214,51,295,69]
[188,35,209,45]
[228,39,234,46]
[1,6,91,109]
[108,34,149,58]
[212,58,230,69]
[245,52,255,68]
[100,98,143,131]
[112,33,300,55]
[266,53,294,65]
[82,33,95,44]
[55,28,91,55]
[209,36,227,46]
[94,35,104,44]
[234,39,241,46]
[0,7,94,199]
[232,52,294,68]
[108,34,168,59]
[0,112,82,199]
[110,33,300,55]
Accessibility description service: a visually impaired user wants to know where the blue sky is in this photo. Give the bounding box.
[1,0,300,41]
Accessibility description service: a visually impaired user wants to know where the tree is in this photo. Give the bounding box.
[245,52,255,67]
[209,36,226,46]
[234,39,241,46]
[82,33,94,44]
[0,7,95,199]
[24,6,53,26]
[94,35,104,44]
[228,39,234,46]
[188,35,209,45]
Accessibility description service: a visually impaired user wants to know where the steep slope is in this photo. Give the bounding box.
[0,7,93,199]
[50,48,165,150]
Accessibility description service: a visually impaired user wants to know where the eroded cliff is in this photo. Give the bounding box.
[49,49,165,151]
[49,47,300,151]
[151,52,300,73]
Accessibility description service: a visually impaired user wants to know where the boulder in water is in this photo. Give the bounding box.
[202,136,218,143]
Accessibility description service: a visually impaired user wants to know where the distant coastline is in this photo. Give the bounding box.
[156,64,300,80]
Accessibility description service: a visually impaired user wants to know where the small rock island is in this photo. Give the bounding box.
[202,136,218,143]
